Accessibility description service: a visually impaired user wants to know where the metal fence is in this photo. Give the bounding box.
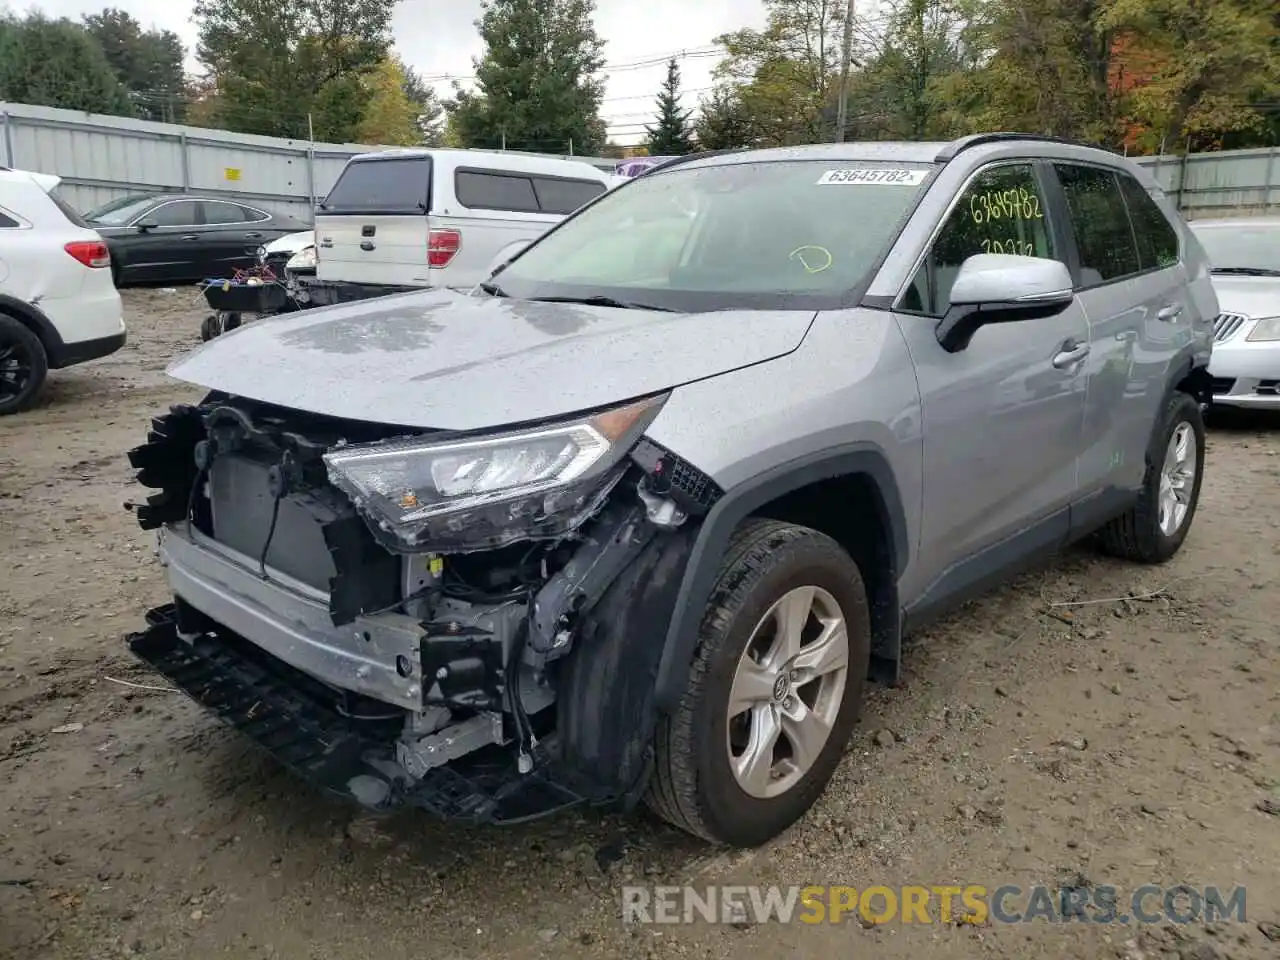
[3,101,1276,222]
[1132,147,1278,219]
[0,102,616,224]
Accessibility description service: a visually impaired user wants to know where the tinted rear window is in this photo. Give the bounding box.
[454,168,606,215]
[533,176,606,215]
[455,170,539,212]
[322,157,431,214]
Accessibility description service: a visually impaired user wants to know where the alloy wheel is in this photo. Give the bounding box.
[726,585,850,799]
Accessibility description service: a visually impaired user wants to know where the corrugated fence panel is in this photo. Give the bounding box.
[1134,146,1279,218]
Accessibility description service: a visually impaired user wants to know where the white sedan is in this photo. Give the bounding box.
[1189,217,1280,410]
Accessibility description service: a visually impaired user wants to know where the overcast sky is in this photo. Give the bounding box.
[15,0,771,146]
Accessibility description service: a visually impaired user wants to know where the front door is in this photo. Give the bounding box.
[895,160,1089,601]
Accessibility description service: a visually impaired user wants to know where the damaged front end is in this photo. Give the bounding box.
[124,393,720,822]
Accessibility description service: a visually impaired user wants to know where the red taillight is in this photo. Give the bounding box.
[428,229,461,268]
[65,240,111,269]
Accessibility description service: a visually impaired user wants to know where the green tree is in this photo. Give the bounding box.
[0,13,134,116]
[712,0,846,147]
[400,63,447,145]
[1100,0,1280,150]
[82,8,187,123]
[938,0,1121,146]
[695,85,756,149]
[644,57,696,154]
[843,0,966,140]
[446,0,606,154]
[356,57,421,145]
[193,0,395,140]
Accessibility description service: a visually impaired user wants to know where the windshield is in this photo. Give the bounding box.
[1190,223,1280,274]
[493,159,936,312]
[84,195,156,225]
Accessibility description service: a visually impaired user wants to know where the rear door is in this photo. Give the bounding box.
[315,156,432,285]
[201,200,271,276]
[434,168,608,288]
[1050,163,1187,519]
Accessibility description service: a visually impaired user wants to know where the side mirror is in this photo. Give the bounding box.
[936,253,1074,353]
[135,219,158,232]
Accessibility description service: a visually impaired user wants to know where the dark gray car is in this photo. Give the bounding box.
[85,194,307,286]
[124,134,1217,847]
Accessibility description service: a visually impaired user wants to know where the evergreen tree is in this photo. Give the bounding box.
[82,9,187,123]
[0,13,134,117]
[447,0,606,154]
[644,57,696,155]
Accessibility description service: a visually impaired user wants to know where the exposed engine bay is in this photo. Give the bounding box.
[125,393,720,820]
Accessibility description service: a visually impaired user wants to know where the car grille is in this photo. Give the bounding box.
[1213,312,1249,342]
[1258,380,1280,396]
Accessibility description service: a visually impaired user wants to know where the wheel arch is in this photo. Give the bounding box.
[0,293,63,366]
[1169,354,1212,406]
[653,442,909,714]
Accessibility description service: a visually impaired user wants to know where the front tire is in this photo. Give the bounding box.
[646,519,871,846]
[0,314,49,416]
[1098,391,1205,563]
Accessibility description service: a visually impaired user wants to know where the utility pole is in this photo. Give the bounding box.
[834,0,856,142]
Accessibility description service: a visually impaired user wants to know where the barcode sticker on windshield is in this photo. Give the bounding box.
[817,168,929,186]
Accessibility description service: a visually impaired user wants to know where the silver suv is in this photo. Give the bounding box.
[126,134,1217,848]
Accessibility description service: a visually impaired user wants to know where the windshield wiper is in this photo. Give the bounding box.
[526,295,676,312]
[1210,266,1280,277]
[478,281,507,297]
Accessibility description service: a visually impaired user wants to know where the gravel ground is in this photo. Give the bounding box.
[2,289,1279,960]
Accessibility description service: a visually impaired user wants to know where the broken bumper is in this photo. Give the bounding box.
[157,523,424,710]
[127,604,599,823]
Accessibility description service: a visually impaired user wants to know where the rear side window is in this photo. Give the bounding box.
[0,209,18,228]
[1054,164,1140,285]
[455,171,539,212]
[454,168,606,214]
[1118,174,1179,270]
[322,157,431,214]
[532,177,606,215]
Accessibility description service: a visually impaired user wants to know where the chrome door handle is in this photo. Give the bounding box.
[180,235,199,241]
[244,232,263,239]
[1157,303,1183,321]
[1052,342,1090,369]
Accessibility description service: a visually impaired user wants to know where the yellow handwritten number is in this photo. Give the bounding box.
[790,245,833,274]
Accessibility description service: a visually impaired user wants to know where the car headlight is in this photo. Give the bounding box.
[286,246,316,270]
[323,394,667,551]
[1246,317,1280,342]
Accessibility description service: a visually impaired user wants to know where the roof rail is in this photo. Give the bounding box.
[639,149,747,176]
[934,133,1084,163]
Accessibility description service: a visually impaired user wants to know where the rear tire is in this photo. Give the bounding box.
[646,519,871,846]
[1098,391,1205,563]
[0,314,49,416]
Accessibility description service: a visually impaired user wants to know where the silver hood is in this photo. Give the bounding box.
[1208,275,1280,318]
[167,289,815,431]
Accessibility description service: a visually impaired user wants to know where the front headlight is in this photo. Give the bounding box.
[1246,317,1280,342]
[323,395,666,551]
[286,246,316,271]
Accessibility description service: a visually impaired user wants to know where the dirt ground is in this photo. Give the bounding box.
[1,289,1278,960]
